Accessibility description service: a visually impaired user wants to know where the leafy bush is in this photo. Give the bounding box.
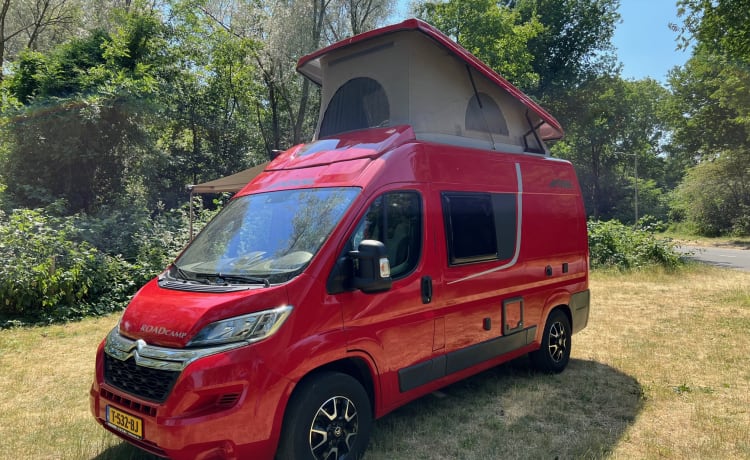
[0,197,223,326]
[0,207,137,324]
[588,218,683,270]
[131,198,222,277]
[670,152,750,237]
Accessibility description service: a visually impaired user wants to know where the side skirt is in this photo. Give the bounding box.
[398,327,537,392]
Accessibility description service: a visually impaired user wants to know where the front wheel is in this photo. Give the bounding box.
[530,309,572,373]
[277,372,372,460]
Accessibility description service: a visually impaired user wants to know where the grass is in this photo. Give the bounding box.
[1,264,748,459]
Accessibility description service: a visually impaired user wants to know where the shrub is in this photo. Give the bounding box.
[0,207,137,325]
[588,219,683,271]
[132,197,222,276]
[0,195,224,326]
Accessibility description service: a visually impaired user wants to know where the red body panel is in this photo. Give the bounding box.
[90,129,588,459]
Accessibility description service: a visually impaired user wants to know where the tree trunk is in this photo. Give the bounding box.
[294,0,330,144]
[590,144,602,220]
[0,0,11,82]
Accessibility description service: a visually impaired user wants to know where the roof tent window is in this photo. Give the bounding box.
[319,77,390,138]
[465,92,509,136]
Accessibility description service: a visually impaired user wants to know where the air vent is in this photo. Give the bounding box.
[216,393,241,408]
[100,388,157,417]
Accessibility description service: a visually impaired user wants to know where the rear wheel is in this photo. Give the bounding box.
[277,372,372,460]
[530,309,571,373]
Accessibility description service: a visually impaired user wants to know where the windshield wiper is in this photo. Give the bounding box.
[170,265,209,284]
[194,272,271,288]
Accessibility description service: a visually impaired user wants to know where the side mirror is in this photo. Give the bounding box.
[349,240,392,293]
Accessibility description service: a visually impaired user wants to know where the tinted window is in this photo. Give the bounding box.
[442,192,517,265]
[319,77,390,138]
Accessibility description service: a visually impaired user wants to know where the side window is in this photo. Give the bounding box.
[350,191,422,279]
[465,92,509,136]
[319,77,390,138]
[442,192,517,265]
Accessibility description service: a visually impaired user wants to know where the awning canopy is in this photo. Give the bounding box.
[188,162,269,194]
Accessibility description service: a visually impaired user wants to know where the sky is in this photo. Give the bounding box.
[612,0,692,83]
[392,0,693,84]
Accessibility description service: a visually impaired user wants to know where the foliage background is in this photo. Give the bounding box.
[1,0,747,323]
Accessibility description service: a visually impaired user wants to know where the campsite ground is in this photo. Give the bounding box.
[0,265,748,459]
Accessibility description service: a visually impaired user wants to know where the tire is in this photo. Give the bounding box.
[277,372,372,460]
[530,309,572,373]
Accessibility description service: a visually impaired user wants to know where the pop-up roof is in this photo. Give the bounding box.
[297,19,563,154]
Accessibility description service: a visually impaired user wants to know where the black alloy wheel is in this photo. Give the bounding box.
[277,372,372,460]
[530,309,572,373]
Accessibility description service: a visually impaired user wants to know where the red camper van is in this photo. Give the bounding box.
[90,19,590,460]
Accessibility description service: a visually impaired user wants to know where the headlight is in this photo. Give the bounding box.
[188,306,293,347]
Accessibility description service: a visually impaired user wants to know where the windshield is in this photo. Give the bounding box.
[173,187,360,284]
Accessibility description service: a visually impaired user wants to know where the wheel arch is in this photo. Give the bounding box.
[551,303,572,331]
[290,354,378,418]
[541,290,573,332]
[544,288,590,335]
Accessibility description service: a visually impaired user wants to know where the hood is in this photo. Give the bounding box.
[117,278,291,348]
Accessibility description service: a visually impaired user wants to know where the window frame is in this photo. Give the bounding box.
[442,191,517,266]
[350,190,423,280]
[327,190,423,294]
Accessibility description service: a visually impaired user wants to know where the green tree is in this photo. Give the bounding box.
[416,0,543,90]
[143,11,267,208]
[665,1,750,235]
[1,8,163,213]
[185,0,394,153]
[513,0,620,99]
[666,54,750,235]
[676,0,750,61]
[0,0,82,82]
[553,77,671,222]
[673,0,750,138]
[671,152,750,236]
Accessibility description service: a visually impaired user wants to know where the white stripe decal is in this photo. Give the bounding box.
[447,162,523,285]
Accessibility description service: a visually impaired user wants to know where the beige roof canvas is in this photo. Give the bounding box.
[299,20,562,155]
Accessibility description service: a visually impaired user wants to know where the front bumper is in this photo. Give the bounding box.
[89,338,293,460]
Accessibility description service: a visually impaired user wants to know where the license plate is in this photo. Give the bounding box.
[106,406,143,439]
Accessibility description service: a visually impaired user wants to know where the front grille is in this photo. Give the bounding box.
[101,388,158,417]
[104,354,180,403]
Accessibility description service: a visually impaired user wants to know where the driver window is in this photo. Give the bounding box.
[351,191,422,279]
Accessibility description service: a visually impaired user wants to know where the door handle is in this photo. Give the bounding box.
[421,276,433,304]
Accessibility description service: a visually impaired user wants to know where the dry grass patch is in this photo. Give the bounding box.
[0,265,748,459]
[587,267,750,459]
[0,316,154,460]
[369,265,750,459]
